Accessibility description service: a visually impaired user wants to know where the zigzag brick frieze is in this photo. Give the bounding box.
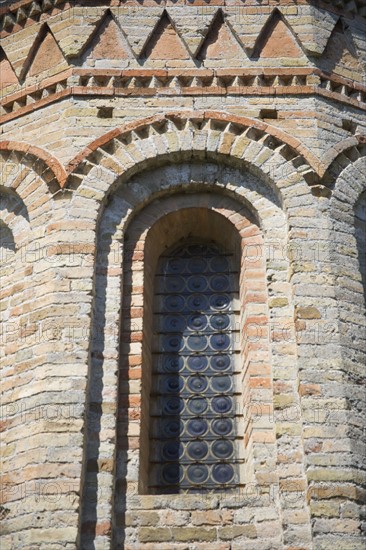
[1,0,366,39]
[1,5,365,99]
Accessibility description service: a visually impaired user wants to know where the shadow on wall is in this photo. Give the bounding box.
[0,186,30,258]
[0,186,30,222]
[0,221,16,252]
[355,191,366,307]
[77,221,127,550]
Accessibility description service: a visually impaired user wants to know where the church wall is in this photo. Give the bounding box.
[1,1,365,549]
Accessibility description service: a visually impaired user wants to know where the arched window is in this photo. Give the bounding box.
[148,240,240,494]
[118,198,268,505]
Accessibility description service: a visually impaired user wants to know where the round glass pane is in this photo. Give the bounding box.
[163,397,184,415]
[210,256,229,272]
[164,295,185,312]
[166,258,185,274]
[187,376,208,393]
[210,355,231,372]
[163,335,183,352]
[187,441,209,460]
[211,396,232,414]
[162,463,183,485]
[187,335,208,352]
[187,397,208,415]
[210,294,231,311]
[164,315,186,332]
[212,463,234,484]
[187,418,208,437]
[210,334,230,351]
[211,314,230,331]
[163,376,184,393]
[211,440,234,459]
[162,441,181,461]
[187,355,208,372]
[165,276,185,292]
[187,314,207,331]
[162,419,182,437]
[211,418,233,436]
[210,375,232,393]
[187,464,209,484]
[163,355,184,373]
[210,275,229,292]
[187,276,207,293]
[187,294,208,312]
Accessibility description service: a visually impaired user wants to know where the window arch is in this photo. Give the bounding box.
[148,239,240,493]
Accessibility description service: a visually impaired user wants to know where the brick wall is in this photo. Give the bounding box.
[0,2,365,549]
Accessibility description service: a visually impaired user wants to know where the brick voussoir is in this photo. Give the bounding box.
[62,111,319,194]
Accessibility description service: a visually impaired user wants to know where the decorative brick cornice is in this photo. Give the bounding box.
[1,68,365,125]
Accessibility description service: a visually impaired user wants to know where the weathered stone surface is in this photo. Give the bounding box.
[0,2,365,550]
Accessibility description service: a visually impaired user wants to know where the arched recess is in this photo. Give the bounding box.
[0,185,30,322]
[330,155,366,379]
[111,195,278,548]
[0,148,57,229]
[328,156,366,542]
[320,136,366,186]
[77,160,314,550]
[0,141,66,192]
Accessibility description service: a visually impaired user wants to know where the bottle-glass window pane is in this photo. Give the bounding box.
[149,241,240,493]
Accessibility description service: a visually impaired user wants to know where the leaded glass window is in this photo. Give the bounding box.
[149,241,240,493]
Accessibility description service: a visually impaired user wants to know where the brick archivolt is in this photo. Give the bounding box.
[68,111,320,192]
[329,156,366,332]
[0,112,314,194]
[0,141,67,191]
[327,158,366,502]
[1,112,366,203]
